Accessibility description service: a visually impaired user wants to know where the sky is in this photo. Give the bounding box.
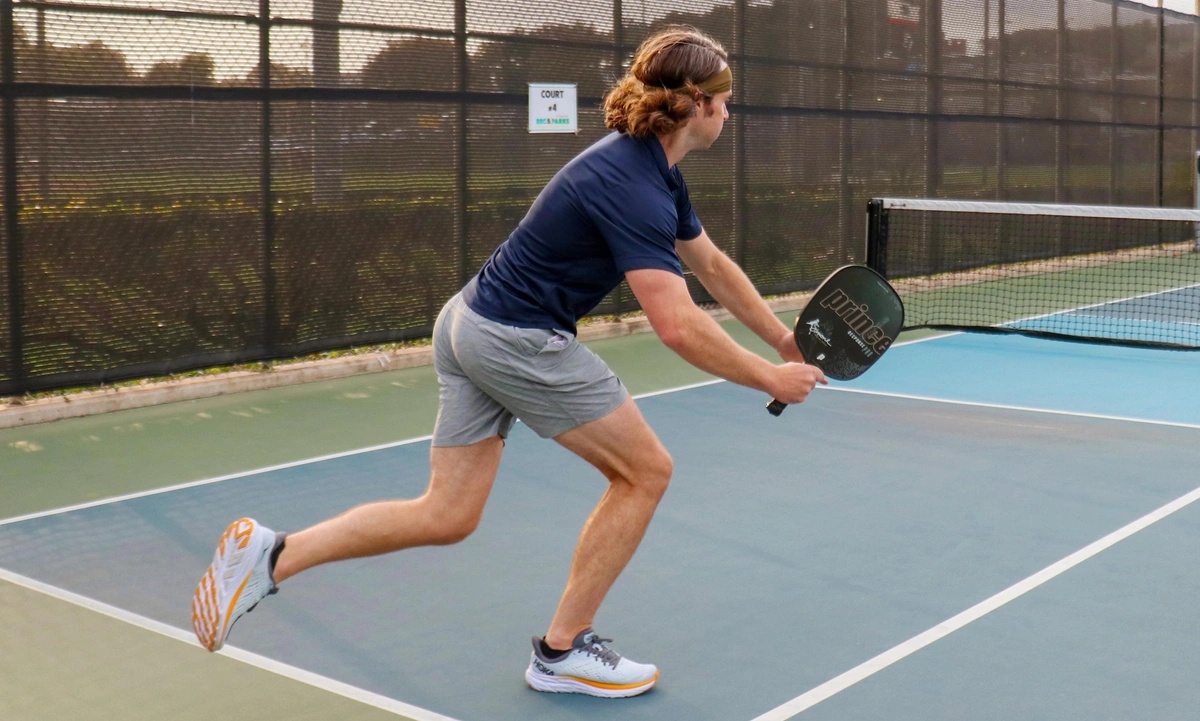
[18,0,1200,81]
[1146,0,1196,11]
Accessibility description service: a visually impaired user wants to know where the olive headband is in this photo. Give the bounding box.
[689,65,732,95]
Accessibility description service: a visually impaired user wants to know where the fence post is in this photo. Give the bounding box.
[312,0,343,204]
[840,0,851,265]
[734,0,747,268]
[1157,3,1165,209]
[455,0,469,288]
[260,0,277,355]
[925,0,942,200]
[996,0,1007,200]
[1110,0,1118,204]
[1,0,23,392]
[35,8,47,202]
[1056,0,1066,203]
[612,0,622,56]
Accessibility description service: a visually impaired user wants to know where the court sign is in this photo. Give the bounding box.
[528,83,577,133]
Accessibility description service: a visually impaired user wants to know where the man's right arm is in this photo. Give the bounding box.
[625,268,826,405]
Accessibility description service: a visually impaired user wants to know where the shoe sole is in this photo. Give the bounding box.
[525,666,658,698]
[191,518,261,652]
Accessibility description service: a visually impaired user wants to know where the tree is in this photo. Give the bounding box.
[48,39,133,84]
[144,52,217,86]
[360,37,457,90]
[234,61,314,88]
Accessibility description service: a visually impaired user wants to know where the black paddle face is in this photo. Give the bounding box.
[794,265,904,381]
[767,265,903,416]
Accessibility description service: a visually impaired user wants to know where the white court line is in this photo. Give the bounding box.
[3,344,1189,719]
[822,385,1200,431]
[750,479,1200,721]
[0,378,727,717]
[753,332,1200,719]
[0,328,1170,529]
[0,379,726,528]
[1009,280,1200,326]
[11,366,1185,531]
[0,434,433,528]
[1046,315,1200,329]
[0,567,461,721]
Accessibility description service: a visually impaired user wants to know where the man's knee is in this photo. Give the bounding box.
[420,497,485,545]
[632,447,673,500]
[431,510,481,545]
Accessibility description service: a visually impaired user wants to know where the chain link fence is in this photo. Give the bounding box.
[1,0,1197,394]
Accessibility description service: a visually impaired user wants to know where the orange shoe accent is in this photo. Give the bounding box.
[192,568,219,651]
[192,518,260,652]
[566,670,660,691]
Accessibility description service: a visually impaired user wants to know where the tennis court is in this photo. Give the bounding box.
[4,0,1200,717]
[3,319,1199,721]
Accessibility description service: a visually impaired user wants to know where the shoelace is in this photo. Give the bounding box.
[583,637,621,669]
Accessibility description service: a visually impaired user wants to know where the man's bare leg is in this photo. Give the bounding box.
[272,435,505,583]
[542,396,672,650]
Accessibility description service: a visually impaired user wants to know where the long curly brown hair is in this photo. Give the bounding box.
[603,26,729,138]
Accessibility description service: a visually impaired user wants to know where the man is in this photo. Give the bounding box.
[191,25,826,698]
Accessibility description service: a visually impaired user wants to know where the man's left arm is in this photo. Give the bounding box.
[676,229,804,363]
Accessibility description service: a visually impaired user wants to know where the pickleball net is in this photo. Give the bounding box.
[866,198,1200,350]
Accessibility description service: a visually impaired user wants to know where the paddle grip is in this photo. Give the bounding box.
[766,399,787,416]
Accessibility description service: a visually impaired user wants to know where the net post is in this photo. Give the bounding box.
[866,199,888,277]
[1195,150,1200,251]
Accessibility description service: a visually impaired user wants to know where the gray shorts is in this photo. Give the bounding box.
[431,293,628,447]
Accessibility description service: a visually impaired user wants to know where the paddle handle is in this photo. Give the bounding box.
[766,399,787,416]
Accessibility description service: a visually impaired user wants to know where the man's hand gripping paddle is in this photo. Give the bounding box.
[767,265,904,416]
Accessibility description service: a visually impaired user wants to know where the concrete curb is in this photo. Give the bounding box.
[0,295,809,429]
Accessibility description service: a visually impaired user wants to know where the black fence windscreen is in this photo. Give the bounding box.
[2,0,1200,394]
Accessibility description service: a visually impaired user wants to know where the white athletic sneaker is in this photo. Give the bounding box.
[525,629,659,698]
[191,517,283,652]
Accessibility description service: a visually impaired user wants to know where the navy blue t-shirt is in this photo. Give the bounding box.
[461,131,703,333]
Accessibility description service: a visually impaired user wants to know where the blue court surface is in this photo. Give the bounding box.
[1007,283,1200,348]
[2,332,1199,721]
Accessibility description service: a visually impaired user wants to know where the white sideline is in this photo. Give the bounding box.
[5,342,1196,720]
[0,567,462,721]
[0,380,725,528]
[751,479,1200,720]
